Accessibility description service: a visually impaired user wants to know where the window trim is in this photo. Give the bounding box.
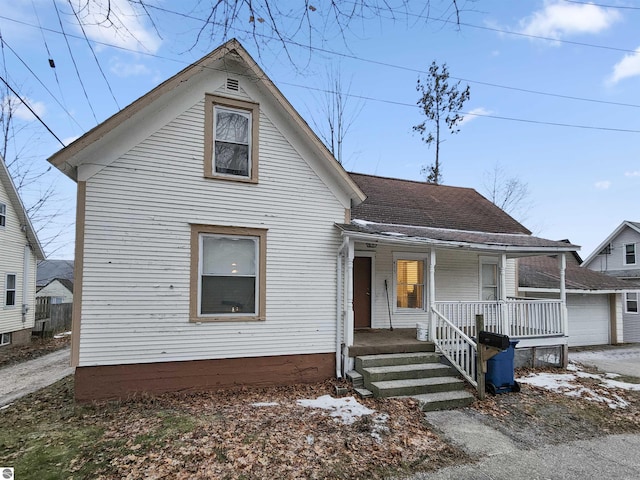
[479,256,500,302]
[190,224,267,322]
[5,273,17,307]
[0,202,5,228]
[393,252,427,313]
[625,292,638,314]
[623,243,637,266]
[204,94,259,183]
[0,332,10,346]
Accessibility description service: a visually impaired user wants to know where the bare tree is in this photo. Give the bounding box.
[68,1,466,58]
[413,61,470,185]
[483,162,532,223]
[309,66,363,165]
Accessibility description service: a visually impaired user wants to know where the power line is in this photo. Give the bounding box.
[562,0,640,10]
[0,74,65,146]
[51,0,99,123]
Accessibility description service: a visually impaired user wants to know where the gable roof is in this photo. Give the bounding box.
[47,39,365,206]
[349,172,531,235]
[0,156,45,260]
[519,255,638,291]
[582,220,640,267]
[37,259,74,287]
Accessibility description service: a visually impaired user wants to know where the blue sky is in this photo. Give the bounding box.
[1,0,639,259]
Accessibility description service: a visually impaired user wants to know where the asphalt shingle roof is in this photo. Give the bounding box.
[349,172,531,235]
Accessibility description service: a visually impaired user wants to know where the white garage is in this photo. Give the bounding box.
[567,294,610,347]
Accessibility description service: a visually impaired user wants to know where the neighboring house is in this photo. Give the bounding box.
[0,156,46,346]
[37,260,74,290]
[518,250,632,346]
[36,278,74,304]
[48,39,577,402]
[582,221,640,342]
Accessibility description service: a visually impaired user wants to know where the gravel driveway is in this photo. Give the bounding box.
[569,344,640,378]
[0,347,73,407]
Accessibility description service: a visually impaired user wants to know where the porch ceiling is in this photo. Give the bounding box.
[336,221,579,256]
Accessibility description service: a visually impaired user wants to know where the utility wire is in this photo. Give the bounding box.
[51,0,99,123]
[0,36,84,130]
[562,0,640,10]
[67,0,121,110]
[0,74,65,146]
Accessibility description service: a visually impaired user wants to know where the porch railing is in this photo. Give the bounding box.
[433,299,564,339]
[431,307,478,388]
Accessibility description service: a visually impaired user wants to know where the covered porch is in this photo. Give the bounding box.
[336,222,578,390]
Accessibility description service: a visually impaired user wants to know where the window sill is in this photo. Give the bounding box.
[190,315,265,323]
[204,173,258,184]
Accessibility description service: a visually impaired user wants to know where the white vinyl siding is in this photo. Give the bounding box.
[35,280,73,304]
[78,98,347,366]
[0,181,37,333]
[623,295,640,342]
[587,226,640,273]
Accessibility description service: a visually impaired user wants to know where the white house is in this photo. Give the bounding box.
[49,40,577,402]
[0,156,45,346]
[582,221,640,342]
[36,278,74,305]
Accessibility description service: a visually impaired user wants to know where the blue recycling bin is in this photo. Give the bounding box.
[485,340,520,394]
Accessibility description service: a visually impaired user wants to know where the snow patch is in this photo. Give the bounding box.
[381,232,406,237]
[352,219,377,226]
[517,363,640,409]
[53,331,72,339]
[297,395,375,424]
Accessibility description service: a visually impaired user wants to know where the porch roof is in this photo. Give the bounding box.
[336,220,579,254]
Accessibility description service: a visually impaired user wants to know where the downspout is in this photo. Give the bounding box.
[336,237,349,379]
[22,244,31,323]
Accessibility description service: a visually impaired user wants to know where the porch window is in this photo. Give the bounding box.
[480,260,499,301]
[396,259,425,309]
[190,225,267,322]
[624,243,636,265]
[626,292,638,314]
[5,273,16,307]
[204,95,259,183]
[0,203,5,227]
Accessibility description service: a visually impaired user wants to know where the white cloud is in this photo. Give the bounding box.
[625,171,640,177]
[595,180,611,190]
[68,0,162,53]
[2,95,46,121]
[518,1,621,39]
[606,47,640,85]
[110,59,152,78]
[459,107,492,127]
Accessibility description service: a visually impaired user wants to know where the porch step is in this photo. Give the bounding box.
[354,387,374,399]
[362,362,454,383]
[369,376,465,398]
[356,352,441,370]
[407,390,476,412]
[346,370,364,389]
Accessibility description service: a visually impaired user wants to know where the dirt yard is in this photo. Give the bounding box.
[2,362,639,480]
[0,334,71,369]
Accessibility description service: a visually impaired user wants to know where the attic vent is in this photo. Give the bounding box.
[226,78,239,91]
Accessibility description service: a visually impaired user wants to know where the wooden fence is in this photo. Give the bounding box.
[34,300,73,334]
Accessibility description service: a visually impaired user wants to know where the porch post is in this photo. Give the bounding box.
[500,253,509,336]
[559,253,569,368]
[429,249,437,341]
[345,238,355,349]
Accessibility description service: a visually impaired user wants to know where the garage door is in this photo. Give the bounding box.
[567,294,610,347]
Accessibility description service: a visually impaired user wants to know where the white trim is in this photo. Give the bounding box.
[4,272,17,308]
[0,332,10,346]
[582,221,640,267]
[392,252,428,313]
[623,243,637,266]
[479,255,500,301]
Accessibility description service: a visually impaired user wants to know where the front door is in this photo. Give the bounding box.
[353,256,372,329]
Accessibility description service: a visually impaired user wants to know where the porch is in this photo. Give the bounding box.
[348,328,435,357]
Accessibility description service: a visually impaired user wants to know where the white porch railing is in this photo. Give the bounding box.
[433,299,564,339]
[431,308,478,388]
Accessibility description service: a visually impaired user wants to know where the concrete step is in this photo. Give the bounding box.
[362,362,454,383]
[354,387,373,398]
[356,352,441,370]
[346,370,364,388]
[407,390,476,412]
[369,376,465,398]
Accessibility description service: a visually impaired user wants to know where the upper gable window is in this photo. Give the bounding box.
[0,203,5,228]
[204,94,259,183]
[624,243,636,265]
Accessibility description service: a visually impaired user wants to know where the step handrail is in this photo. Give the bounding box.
[431,306,478,388]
